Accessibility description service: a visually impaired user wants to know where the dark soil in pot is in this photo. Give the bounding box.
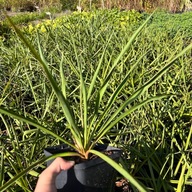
[44,144,122,192]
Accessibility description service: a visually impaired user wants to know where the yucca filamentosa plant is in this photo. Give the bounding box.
[0,11,192,192]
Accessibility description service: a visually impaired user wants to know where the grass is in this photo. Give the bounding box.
[0,9,192,191]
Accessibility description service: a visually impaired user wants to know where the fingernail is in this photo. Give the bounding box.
[69,161,75,166]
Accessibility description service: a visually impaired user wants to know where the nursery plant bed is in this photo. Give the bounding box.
[44,144,122,192]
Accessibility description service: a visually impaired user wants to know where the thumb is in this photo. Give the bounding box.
[48,157,75,176]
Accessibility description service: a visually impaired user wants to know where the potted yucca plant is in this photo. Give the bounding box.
[0,12,192,192]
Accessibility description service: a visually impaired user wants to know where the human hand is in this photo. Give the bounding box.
[34,157,75,192]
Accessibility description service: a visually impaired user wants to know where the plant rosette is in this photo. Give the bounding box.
[44,144,121,192]
[0,11,192,192]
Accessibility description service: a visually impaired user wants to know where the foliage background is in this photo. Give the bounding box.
[0,9,192,191]
[0,0,192,189]
[0,0,192,12]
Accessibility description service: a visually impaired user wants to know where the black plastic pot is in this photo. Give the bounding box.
[44,144,121,192]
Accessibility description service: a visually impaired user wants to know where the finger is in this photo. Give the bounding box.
[48,157,75,176]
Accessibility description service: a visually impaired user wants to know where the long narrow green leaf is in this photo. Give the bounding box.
[0,149,4,187]
[7,172,31,192]
[0,60,19,104]
[60,53,67,98]
[97,12,155,101]
[93,51,149,135]
[36,33,79,135]
[71,37,88,148]
[0,107,76,149]
[95,95,168,144]
[87,32,114,99]
[148,160,158,191]
[63,56,79,77]
[42,90,55,119]
[93,12,154,118]
[96,42,192,138]
[176,162,187,192]
[174,124,192,176]
[5,14,82,146]
[24,67,40,111]
[90,149,147,192]
[5,152,27,190]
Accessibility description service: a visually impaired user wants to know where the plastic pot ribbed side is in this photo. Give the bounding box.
[44,144,121,192]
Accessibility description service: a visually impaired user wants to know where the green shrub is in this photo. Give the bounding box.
[147,11,192,39]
